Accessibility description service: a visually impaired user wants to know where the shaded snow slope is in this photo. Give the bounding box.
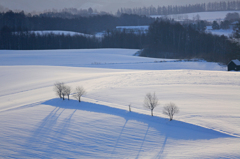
[1,99,237,159]
[0,49,239,158]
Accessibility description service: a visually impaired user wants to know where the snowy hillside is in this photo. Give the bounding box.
[151,10,240,22]
[0,49,239,158]
[28,30,93,37]
[0,49,226,70]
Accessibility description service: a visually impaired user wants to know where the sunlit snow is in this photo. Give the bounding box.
[0,49,239,158]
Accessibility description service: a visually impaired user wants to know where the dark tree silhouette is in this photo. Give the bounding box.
[212,21,220,30]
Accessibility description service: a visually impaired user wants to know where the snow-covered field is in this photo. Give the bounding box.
[151,10,240,22]
[0,49,239,158]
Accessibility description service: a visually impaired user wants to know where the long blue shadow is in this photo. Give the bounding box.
[43,98,234,140]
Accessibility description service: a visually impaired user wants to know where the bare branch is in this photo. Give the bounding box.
[163,102,179,121]
[63,85,71,100]
[73,86,86,102]
[53,82,65,99]
[143,92,159,116]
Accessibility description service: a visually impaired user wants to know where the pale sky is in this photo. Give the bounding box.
[0,0,233,13]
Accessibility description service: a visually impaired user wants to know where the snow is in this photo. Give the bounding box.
[94,32,106,38]
[151,11,240,22]
[206,26,233,37]
[0,49,225,71]
[16,30,106,38]
[0,48,239,158]
[232,59,240,65]
[116,26,149,30]
[28,30,94,37]
[151,11,240,37]
[116,26,149,34]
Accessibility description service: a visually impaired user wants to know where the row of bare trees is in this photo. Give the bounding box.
[54,82,86,102]
[143,92,179,121]
[54,83,178,121]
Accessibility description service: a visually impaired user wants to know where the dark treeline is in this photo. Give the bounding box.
[215,12,240,29]
[0,11,154,34]
[38,7,97,18]
[0,27,100,50]
[1,20,240,64]
[1,10,240,64]
[118,0,240,16]
[0,26,148,50]
[140,20,240,64]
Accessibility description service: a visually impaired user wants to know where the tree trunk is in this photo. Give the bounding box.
[151,109,153,116]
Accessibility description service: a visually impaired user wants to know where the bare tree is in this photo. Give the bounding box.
[63,85,71,100]
[54,82,65,99]
[143,92,159,116]
[73,86,86,102]
[163,102,179,121]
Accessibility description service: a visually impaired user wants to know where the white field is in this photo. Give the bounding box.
[0,49,239,158]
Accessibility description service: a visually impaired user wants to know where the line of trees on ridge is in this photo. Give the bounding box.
[0,11,154,34]
[54,82,86,102]
[2,0,240,17]
[54,83,179,121]
[118,0,240,16]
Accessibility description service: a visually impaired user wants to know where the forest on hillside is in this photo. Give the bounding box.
[118,0,240,16]
[2,0,240,17]
[0,11,240,64]
[0,11,154,34]
[140,20,240,64]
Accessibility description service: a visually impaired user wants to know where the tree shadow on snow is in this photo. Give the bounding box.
[14,98,235,158]
[43,98,234,141]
